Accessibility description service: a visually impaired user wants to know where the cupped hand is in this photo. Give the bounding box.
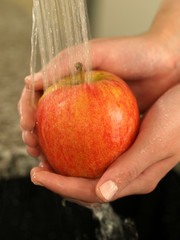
[30,84,180,204]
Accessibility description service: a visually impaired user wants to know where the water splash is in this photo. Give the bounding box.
[90,203,124,240]
[88,203,139,240]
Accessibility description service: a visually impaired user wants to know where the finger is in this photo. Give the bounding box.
[24,41,102,90]
[30,167,101,203]
[95,150,171,202]
[25,72,44,91]
[26,146,41,158]
[22,130,39,148]
[24,49,83,90]
[24,36,164,92]
[19,86,41,130]
[114,155,179,199]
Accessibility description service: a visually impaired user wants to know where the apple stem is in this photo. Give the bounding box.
[75,62,84,83]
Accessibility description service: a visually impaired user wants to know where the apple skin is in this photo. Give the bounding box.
[36,71,140,178]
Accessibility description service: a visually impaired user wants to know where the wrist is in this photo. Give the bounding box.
[146,11,180,75]
[148,0,180,53]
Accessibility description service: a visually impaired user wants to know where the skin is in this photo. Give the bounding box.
[18,0,180,204]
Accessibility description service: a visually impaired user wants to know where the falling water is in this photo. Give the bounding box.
[31,0,91,90]
[30,5,38,102]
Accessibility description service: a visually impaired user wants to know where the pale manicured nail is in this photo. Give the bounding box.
[99,180,118,201]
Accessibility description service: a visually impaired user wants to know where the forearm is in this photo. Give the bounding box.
[150,0,180,43]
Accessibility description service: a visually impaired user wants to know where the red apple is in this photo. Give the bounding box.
[36,70,140,178]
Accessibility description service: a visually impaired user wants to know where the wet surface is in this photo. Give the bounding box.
[0,0,37,179]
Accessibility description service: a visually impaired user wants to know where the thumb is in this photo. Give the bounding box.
[96,85,180,202]
[95,103,172,202]
[95,144,147,202]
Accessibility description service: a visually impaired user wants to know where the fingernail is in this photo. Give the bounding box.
[24,76,32,86]
[99,180,118,201]
[25,75,30,82]
[31,170,43,187]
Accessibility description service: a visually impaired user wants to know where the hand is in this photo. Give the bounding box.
[18,33,180,204]
[18,32,180,157]
[30,84,180,204]
[23,34,180,112]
